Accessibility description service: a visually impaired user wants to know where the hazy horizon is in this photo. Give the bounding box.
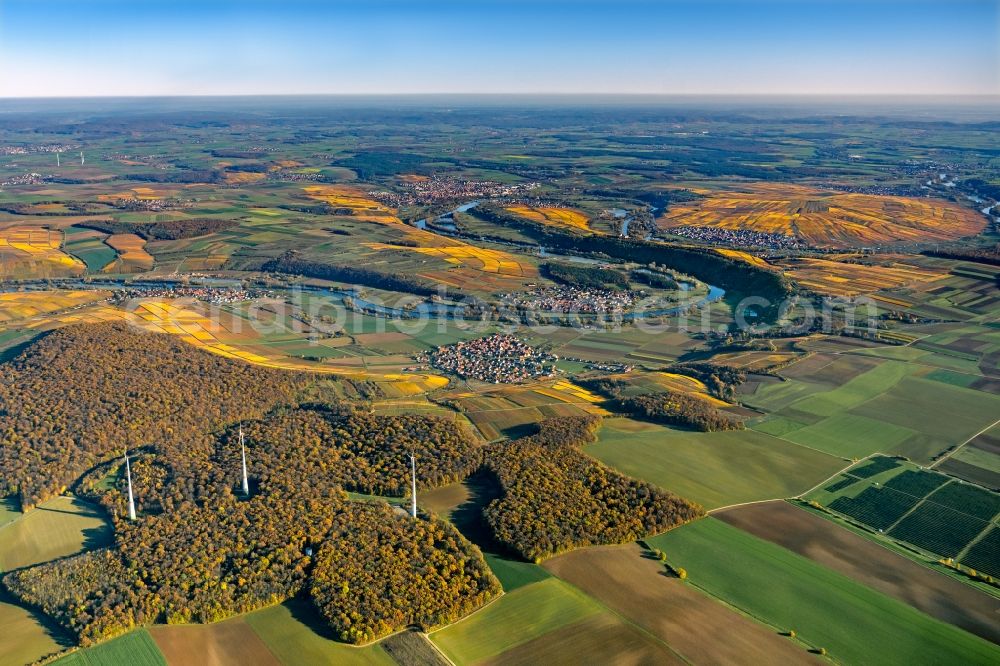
[1,0,997,98]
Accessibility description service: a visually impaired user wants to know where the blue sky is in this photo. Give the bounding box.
[0,0,997,96]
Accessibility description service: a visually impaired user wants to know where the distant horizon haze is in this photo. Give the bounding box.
[0,0,997,97]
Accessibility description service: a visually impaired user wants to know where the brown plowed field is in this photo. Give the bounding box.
[542,543,815,664]
[482,613,684,666]
[149,620,281,666]
[716,500,1000,644]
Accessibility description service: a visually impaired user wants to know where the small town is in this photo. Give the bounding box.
[501,285,641,314]
[424,334,558,383]
[109,285,273,305]
[370,176,539,207]
[669,225,805,250]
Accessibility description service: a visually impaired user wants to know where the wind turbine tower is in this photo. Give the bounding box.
[239,423,250,496]
[56,151,60,167]
[124,449,136,521]
[80,151,85,166]
[410,453,417,519]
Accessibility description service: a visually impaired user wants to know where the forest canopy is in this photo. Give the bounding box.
[0,323,314,509]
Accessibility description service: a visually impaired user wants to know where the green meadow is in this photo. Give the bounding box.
[588,418,844,509]
[649,518,1000,665]
[52,630,166,666]
[429,578,602,664]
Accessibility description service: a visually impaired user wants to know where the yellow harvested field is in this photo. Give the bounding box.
[302,185,420,234]
[0,226,85,277]
[104,233,154,272]
[776,257,948,296]
[307,186,538,287]
[507,205,591,231]
[548,380,605,403]
[364,242,535,277]
[650,372,729,407]
[714,248,774,269]
[0,290,110,323]
[224,171,267,185]
[28,299,449,394]
[871,294,914,308]
[303,185,394,214]
[97,185,179,201]
[659,183,986,248]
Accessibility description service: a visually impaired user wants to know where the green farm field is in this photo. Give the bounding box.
[588,417,845,509]
[649,518,1000,665]
[806,456,1000,571]
[0,595,71,666]
[57,598,396,666]
[749,356,1000,463]
[2,93,1000,665]
[0,496,111,573]
[52,630,166,666]
[244,599,395,666]
[429,579,601,664]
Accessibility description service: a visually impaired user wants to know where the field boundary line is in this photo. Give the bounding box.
[796,501,1000,602]
[421,631,457,666]
[796,453,874,499]
[882,495,931,534]
[660,564,819,657]
[424,588,506,638]
[707,498,785,515]
[930,416,1000,469]
[543,555,694,666]
[953,520,995,563]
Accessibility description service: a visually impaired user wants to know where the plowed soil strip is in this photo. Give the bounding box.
[716,500,1000,644]
[542,542,814,664]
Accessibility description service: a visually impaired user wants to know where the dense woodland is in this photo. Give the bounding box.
[667,362,748,401]
[81,218,238,240]
[0,323,314,509]
[231,405,483,497]
[5,390,499,646]
[580,376,743,431]
[1,325,700,649]
[924,244,1000,267]
[310,503,499,644]
[4,549,161,645]
[630,269,678,289]
[261,251,438,296]
[611,392,742,432]
[6,489,498,646]
[542,262,630,290]
[481,416,703,561]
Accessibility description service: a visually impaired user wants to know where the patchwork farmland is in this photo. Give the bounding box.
[2,95,999,665]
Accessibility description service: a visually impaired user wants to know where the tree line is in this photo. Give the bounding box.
[261,251,439,297]
[81,218,238,240]
[578,378,742,432]
[542,262,630,290]
[481,416,703,562]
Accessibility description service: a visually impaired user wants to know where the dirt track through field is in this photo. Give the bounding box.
[716,500,1000,644]
[542,542,815,664]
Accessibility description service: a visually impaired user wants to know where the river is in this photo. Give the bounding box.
[4,196,726,322]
